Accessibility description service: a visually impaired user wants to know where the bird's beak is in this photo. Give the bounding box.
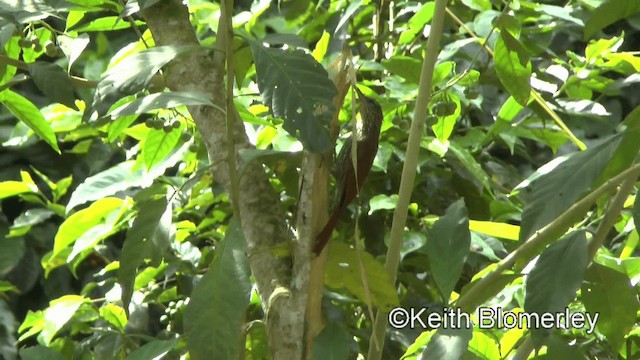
[355,86,365,100]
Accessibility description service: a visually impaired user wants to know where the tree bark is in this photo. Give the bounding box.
[142,1,305,358]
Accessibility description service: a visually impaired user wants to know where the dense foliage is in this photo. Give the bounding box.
[1,0,640,359]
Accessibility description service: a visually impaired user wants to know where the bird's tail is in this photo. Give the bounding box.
[313,205,343,255]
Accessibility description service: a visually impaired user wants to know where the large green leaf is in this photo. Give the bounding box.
[382,56,422,84]
[0,180,34,199]
[584,0,640,40]
[494,30,531,106]
[516,134,623,242]
[143,125,184,170]
[249,40,336,153]
[19,346,64,360]
[597,105,640,184]
[184,218,251,360]
[66,141,189,211]
[421,327,473,360]
[524,231,589,344]
[125,339,177,360]
[325,241,400,312]
[92,45,198,116]
[581,262,639,353]
[0,89,60,153]
[311,322,352,360]
[40,295,88,346]
[0,236,24,274]
[467,330,500,359]
[28,62,77,110]
[398,2,436,45]
[118,195,171,311]
[53,197,125,256]
[426,199,470,301]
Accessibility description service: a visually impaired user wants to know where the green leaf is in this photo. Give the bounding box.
[335,0,364,31]
[469,220,519,241]
[0,280,17,293]
[597,105,640,184]
[524,231,589,344]
[249,40,336,153]
[399,2,435,44]
[41,295,88,345]
[584,0,640,40]
[106,114,138,143]
[72,16,143,32]
[468,330,500,359]
[421,326,473,360]
[1,36,20,84]
[109,91,214,117]
[483,96,524,147]
[368,194,399,214]
[516,134,623,241]
[126,339,177,360]
[143,125,183,170]
[92,45,199,116]
[0,236,25,274]
[19,346,65,360]
[461,0,491,11]
[0,180,34,199]
[431,95,461,142]
[0,89,60,153]
[325,242,400,312]
[184,218,251,360]
[581,262,639,353]
[312,322,352,360]
[119,195,171,311]
[426,199,470,301]
[99,303,127,330]
[382,56,422,84]
[67,142,188,211]
[494,30,531,106]
[545,334,588,360]
[57,34,90,71]
[28,62,77,110]
[53,197,125,255]
[447,141,492,195]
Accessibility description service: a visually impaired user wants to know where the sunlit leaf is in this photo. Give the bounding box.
[494,30,531,106]
[0,90,60,153]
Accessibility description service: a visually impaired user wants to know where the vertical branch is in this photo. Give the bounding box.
[367,0,449,358]
[373,0,387,62]
[142,1,297,358]
[220,0,241,219]
[303,52,351,358]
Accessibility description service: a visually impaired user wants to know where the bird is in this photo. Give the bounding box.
[313,87,383,255]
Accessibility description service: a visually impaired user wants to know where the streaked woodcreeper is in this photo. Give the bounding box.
[313,87,383,255]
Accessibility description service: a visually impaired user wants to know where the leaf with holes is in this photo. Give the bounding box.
[249,40,336,153]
